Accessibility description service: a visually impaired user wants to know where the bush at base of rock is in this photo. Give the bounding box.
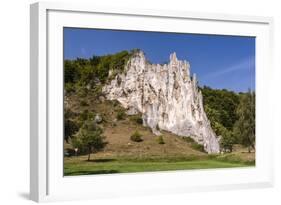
[130,131,143,142]
[157,136,165,144]
[116,110,126,120]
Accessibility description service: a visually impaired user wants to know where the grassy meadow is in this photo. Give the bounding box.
[64,151,255,176]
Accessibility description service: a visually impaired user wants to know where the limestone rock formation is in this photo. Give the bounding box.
[102,50,220,153]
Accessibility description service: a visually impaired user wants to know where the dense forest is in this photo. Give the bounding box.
[64,50,256,155]
[64,50,134,92]
[200,86,255,152]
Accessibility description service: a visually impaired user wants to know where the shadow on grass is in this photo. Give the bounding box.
[65,169,119,176]
[86,158,117,163]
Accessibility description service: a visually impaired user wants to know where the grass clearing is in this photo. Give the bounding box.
[64,154,254,176]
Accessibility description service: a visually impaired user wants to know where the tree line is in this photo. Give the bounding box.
[201,86,255,153]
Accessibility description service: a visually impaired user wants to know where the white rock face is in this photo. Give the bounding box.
[102,51,220,153]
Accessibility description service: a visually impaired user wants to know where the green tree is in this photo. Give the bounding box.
[79,64,95,85]
[64,60,76,84]
[219,127,235,152]
[234,91,255,152]
[72,121,107,161]
[209,121,234,152]
[64,109,79,143]
[64,119,79,143]
[201,86,239,130]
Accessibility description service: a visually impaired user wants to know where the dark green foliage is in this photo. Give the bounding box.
[80,100,88,106]
[65,83,75,94]
[182,136,195,143]
[64,50,132,92]
[217,124,235,152]
[87,112,94,120]
[130,131,143,142]
[182,136,205,153]
[77,87,88,98]
[64,60,81,84]
[201,86,255,152]
[92,85,103,97]
[135,117,143,124]
[64,119,79,143]
[130,115,143,124]
[191,143,205,152]
[110,100,119,107]
[116,109,126,120]
[156,124,160,131]
[79,110,90,121]
[201,86,242,149]
[79,64,95,84]
[201,86,239,130]
[77,110,95,122]
[233,91,255,152]
[72,121,107,161]
[64,109,79,143]
[157,136,165,144]
[64,108,76,119]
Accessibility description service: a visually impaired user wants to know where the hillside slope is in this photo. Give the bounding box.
[64,91,207,159]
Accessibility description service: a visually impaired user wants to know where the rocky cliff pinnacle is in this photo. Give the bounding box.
[102,50,220,153]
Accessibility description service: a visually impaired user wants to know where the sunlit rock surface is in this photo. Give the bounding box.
[102,51,220,153]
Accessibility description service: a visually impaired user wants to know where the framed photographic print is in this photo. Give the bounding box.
[30,2,274,202]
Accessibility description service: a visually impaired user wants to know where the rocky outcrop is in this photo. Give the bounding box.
[102,51,220,153]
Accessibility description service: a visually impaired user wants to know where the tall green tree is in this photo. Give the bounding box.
[234,90,255,152]
[72,121,107,161]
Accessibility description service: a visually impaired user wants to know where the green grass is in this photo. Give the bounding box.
[64,156,254,176]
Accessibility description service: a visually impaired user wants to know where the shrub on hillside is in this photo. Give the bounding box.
[156,124,160,131]
[92,85,103,97]
[136,117,143,124]
[78,110,91,121]
[80,100,89,106]
[191,143,205,152]
[65,83,75,94]
[157,136,165,144]
[130,115,143,124]
[116,109,126,120]
[130,131,143,142]
[182,136,195,143]
[77,87,88,98]
[111,100,119,107]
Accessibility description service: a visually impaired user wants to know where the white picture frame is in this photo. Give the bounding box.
[30,1,274,202]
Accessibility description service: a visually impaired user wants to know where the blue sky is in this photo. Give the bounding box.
[64,27,255,92]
